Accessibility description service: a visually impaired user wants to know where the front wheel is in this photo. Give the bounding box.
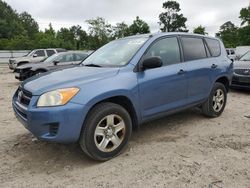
[79,102,132,161]
[202,82,227,117]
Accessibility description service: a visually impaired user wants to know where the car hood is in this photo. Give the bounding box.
[21,66,120,95]
[17,62,46,69]
[10,56,31,62]
[233,60,250,69]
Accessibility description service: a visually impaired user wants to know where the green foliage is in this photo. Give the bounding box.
[216,21,239,48]
[112,22,130,39]
[193,25,208,35]
[159,1,188,32]
[0,0,249,50]
[239,5,250,26]
[128,16,150,35]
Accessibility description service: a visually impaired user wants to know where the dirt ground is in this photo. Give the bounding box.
[0,64,250,188]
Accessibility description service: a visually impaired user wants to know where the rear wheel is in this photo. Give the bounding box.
[79,102,132,161]
[202,82,227,117]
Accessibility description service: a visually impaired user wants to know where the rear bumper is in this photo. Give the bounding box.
[12,93,88,143]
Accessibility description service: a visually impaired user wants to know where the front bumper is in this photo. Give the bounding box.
[12,91,88,143]
[14,71,30,81]
[231,74,250,90]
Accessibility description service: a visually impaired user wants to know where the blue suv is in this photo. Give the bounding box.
[12,33,233,161]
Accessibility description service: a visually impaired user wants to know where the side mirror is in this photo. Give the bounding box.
[33,54,38,58]
[141,56,163,71]
[53,60,60,65]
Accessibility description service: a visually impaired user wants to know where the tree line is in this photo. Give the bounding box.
[0,0,249,50]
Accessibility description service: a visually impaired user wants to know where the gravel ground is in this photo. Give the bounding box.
[0,64,250,188]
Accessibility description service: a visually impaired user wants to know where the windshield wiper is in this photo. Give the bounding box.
[84,63,102,67]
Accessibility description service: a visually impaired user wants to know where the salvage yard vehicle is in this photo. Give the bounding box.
[226,48,236,61]
[8,48,66,70]
[231,50,250,90]
[14,51,91,81]
[12,33,233,161]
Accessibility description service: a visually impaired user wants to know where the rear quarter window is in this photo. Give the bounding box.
[205,38,221,57]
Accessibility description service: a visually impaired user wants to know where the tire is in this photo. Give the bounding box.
[79,102,132,161]
[202,82,227,117]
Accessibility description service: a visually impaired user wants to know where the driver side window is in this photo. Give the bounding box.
[57,54,74,63]
[145,37,181,66]
[34,50,45,57]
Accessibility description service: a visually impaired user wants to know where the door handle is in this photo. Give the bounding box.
[178,69,186,75]
[211,64,218,69]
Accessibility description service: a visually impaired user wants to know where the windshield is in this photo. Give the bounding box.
[240,51,250,61]
[25,50,35,57]
[82,37,148,67]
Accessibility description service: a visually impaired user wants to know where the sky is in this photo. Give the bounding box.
[3,0,250,36]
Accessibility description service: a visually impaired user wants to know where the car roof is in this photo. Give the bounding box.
[122,32,220,41]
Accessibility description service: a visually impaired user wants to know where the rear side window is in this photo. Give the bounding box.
[144,37,181,66]
[181,37,207,61]
[205,38,221,57]
[46,50,55,57]
[56,49,67,53]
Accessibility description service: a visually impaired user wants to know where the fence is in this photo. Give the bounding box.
[0,50,30,63]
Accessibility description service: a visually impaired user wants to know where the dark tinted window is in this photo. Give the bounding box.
[205,38,221,57]
[34,50,45,57]
[230,49,235,55]
[226,49,230,55]
[181,37,207,61]
[46,50,55,57]
[145,37,181,66]
[75,53,88,61]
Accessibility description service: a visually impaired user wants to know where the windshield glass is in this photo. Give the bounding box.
[240,51,250,61]
[26,50,35,57]
[82,37,148,67]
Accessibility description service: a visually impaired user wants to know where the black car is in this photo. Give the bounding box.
[14,51,92,81]
[231,51,250,90]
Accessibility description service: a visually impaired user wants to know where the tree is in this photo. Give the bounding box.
[239,4,250,26]
[19,11,39,39]
[86,17,112,49]
[128,16,150,35]
[216,21,239,48]
[159,1,188,32]
[193,25,208,35]
[112,22,130,39]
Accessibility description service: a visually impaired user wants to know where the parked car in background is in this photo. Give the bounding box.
[231,50,250,90]
[12,33,233,161]
[8,48,66,70]
[235,46,250,60]
[14,51,91,81]
[226,48,236,61]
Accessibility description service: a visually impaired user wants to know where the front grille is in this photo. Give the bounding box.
[234,69,250,76]
[16,87,32,106]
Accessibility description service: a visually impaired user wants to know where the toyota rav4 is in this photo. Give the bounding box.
[12,33,233,161]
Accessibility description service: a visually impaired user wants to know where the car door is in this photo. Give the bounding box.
[50,53,75,70]
[137,36,188,119]
[33,50,47,62]
[180,36,213,104]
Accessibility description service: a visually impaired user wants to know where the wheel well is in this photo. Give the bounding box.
[215,77,229,92]
[18,61,29,66]
[92,96,139,131]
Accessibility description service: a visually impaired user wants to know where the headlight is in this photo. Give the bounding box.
[37,87,79,107]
